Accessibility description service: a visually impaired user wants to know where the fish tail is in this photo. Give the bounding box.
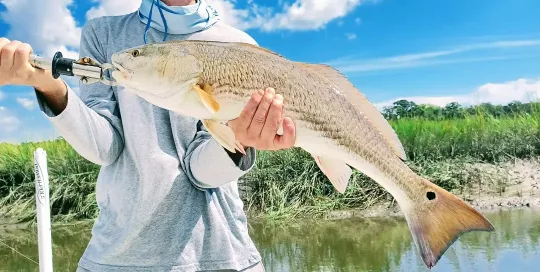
[403,177,495,269]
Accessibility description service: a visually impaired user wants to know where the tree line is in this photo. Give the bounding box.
[381,100,540,120]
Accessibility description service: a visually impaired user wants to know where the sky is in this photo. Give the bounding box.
[0,0,539,143]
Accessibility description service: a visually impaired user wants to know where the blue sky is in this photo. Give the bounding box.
[0,0,539,143]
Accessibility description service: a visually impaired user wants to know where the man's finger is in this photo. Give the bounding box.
[0,38,11,67]
[260,94,283,147]
[273,117,296,149]
[13,43,32,71]
[235,89,264,132]
[0,37,10,47]
[1,40,21,72]
[247,88,274,138]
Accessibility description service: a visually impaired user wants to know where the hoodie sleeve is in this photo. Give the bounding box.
[35,19,124,166]
[183,120,256,190]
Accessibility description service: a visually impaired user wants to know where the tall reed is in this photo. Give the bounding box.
[1,111,539,222]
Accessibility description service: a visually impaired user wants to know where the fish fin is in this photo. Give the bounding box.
[240,43,283,57]
[224,41,284,58]
[298,63,407,160]
[193,84,220,114]
[251,45,283,57]
[172,40,283,58]
[202,83,214,94]
[312,155,352,193]
[202,120,246,155]
[404,178,495,269]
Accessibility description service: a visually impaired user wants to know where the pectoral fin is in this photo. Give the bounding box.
[193,84,220,114]
[202,120,246,155]
[312,155,352,193]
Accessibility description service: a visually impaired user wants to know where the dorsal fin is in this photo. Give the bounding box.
[164,39,285,58]
[232,42,284,57]
[297,62,407,160]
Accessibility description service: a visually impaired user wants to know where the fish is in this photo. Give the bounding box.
[108,40,495,269]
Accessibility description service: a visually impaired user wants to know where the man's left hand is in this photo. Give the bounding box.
[227,87,296,151]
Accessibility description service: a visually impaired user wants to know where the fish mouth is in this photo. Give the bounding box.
[111,60,132,74]
[110,60,133,80]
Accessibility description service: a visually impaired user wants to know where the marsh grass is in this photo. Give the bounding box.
[393,112,540,162]
[1,110,539,222]
[0,140,99,224]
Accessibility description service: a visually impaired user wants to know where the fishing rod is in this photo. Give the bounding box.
[28,51,118,86]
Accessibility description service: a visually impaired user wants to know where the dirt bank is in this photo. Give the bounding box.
[325,157,540,220]
[2,158,539,227]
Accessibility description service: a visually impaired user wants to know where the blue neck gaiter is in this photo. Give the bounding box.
[138,0,220,44]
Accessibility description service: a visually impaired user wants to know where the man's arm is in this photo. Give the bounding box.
[183,120,257,190]
[33,20,124,166]
[183,87,296,189]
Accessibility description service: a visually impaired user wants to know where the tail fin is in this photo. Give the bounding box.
[403,179,495,269]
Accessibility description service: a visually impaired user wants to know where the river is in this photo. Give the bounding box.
[1,208,540,272]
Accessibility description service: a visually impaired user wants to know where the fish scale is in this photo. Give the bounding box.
[109,39,495,269]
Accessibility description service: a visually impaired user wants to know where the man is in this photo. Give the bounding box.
[0,0,296,271]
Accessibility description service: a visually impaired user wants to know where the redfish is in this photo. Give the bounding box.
[109,40,494,269]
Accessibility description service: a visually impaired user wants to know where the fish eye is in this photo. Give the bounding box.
[132,50,140,57]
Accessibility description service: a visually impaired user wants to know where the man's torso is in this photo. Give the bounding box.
[76,12,262,272]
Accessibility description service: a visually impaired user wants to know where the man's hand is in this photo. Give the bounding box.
[0,38,51,88]
[227,87,296,151]
[0,37,68,115]
[0,38,38,86]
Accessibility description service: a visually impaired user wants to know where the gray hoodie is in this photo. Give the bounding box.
[36,12,262,272]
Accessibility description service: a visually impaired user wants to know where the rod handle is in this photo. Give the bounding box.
[29,52,75,79]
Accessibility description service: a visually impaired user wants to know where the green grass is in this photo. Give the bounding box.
[0,140,100,224]
[1,112,539,223]
[392,113,540,162]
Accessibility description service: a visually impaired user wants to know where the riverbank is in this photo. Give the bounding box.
[1,155,539,229]
[1,109,539,225]
[323,157,540,220]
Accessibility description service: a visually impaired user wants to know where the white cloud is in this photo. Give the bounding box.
[345,33,357,40]
[0,0,140,57]
[206,0,256,30]
[258,0,363,31]
[207,0,372,31]
[86,0,141,20]
[329,39,540,73]
[16,98,36,110]
[375,78,540,109]
[0,0,81,58]
[0,106,20,132]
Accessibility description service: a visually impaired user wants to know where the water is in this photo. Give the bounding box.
[1,208,540,272]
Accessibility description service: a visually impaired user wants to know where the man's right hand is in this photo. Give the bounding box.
[0,37,68,114]
[0,38,40,86]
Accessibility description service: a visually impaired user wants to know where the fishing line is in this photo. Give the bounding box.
[0,238,39,265]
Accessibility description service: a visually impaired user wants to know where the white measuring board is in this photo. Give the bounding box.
[34,148,53,272]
